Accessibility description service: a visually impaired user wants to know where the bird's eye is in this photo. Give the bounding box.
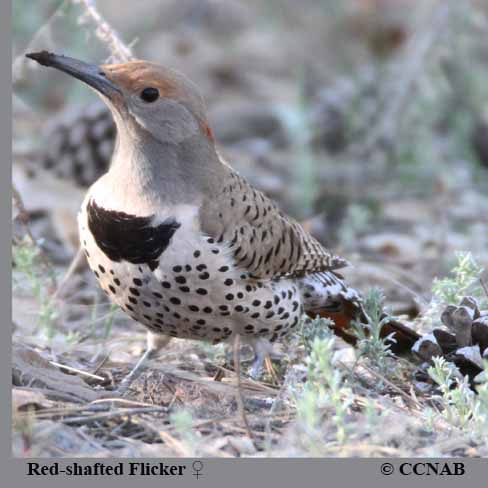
[140,87,159,103]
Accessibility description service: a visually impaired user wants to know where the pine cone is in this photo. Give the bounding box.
[40,102,115,188]
[413,296,488,387]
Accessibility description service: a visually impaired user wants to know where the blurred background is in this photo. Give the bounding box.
[11,0,488,458]
[13,0,488,319]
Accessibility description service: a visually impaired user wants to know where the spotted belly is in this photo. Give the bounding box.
[79,209,304,345]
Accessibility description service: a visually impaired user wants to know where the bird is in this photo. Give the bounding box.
[26,51,420,386]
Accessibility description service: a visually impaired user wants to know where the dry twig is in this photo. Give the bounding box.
[73,0,134,62]
[358,362,422,410]
[49,361,105,382]
[62,406,167,425]
[49,0,136,297]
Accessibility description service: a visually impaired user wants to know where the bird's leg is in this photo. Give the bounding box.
[250,351,265,380]
[224,342,253,369]
[116,332,171,395]
[233,334,254,442]
[117,347,154,395]
[250,339,284,381]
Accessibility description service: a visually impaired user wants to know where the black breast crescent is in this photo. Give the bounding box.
[87,199,181,270]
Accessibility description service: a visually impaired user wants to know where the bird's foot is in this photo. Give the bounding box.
[115,347,155,396]
[115,332,171,396]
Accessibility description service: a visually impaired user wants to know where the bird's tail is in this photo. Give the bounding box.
[300,271,420,355]
[310,307,420,355]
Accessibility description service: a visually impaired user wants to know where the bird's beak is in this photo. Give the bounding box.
[26,51,121,100]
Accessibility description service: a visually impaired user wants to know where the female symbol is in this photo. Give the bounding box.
[192,461,204,479]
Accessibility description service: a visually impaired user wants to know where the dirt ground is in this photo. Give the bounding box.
[12,0,488,457]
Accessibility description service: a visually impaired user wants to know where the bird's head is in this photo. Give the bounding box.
[26,51,215,146]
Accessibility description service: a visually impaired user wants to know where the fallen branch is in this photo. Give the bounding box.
[62,406,168,425]
[12,343,104,403]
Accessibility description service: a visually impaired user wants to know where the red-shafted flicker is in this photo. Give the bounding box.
[27,51,419,384]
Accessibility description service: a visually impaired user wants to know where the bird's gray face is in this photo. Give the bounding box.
[26,51,215,146]
[121,85,201,144]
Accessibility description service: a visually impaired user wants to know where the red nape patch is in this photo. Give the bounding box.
[203,123,215,142]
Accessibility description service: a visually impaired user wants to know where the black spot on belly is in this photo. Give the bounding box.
[87,199,181,265]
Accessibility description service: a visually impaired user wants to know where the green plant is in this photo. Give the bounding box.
[428,357,488,436]
[299,315,335,355]
[350,288,395,374]
[296,335,353,446]
[102,304,118,340]
[88,297,118,341]
[12,238,58,337]
[432,252,485,306]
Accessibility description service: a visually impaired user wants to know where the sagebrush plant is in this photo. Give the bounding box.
[432,251,486,307]
[299,315,335,355]
[12,238,58,338]
[295,291,395,450]
[350,287,396,374]
[424,251,487,327]
[296,322,354,447]
[427,357,488,437]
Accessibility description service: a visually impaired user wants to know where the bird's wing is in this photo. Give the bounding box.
[199,169,348,280]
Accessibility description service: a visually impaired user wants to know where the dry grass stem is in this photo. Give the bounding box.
[73,0,134,62]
